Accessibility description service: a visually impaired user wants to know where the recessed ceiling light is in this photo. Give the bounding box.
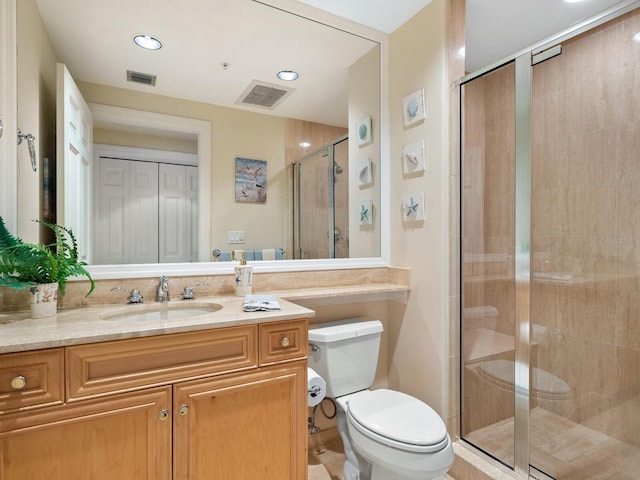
[299,142,311,148]
[277,70,299,81]
[133,34,162,50]
[563,0,586,3]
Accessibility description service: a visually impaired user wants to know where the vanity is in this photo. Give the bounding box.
[0,296,313,479]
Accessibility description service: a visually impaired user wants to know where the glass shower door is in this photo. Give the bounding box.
[460,62,517,469]
[529,8,640,479]
[460,6,640,479]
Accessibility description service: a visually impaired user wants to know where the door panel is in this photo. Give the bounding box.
[173,363,306,480]
[0,387,171,480]
[56,63,93,262]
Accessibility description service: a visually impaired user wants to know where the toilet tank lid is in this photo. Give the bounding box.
[309,319,383,343]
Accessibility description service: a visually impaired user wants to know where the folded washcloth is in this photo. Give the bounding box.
[276,248,284,260]
[220,251,231,261]
[242,294,281,312]
[245,250,255,261]
[253,250,263,260]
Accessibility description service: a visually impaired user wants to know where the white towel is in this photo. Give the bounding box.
[262,248,276,261]
[242,294,281,312]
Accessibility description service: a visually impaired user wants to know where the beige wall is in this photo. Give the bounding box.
[349,46,381,257]
[16,0,57,242]
[93,127,198,154]
[388,0,452,416]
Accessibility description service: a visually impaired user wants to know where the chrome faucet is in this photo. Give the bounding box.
[156,275,170,302]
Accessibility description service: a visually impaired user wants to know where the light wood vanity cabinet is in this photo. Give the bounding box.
[0,318,308,480]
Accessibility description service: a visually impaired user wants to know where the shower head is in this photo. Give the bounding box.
[334,161,344,175]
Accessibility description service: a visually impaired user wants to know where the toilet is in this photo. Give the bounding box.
[308,319,454,480]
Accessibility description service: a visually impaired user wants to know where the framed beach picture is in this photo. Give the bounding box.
[235,157,267,203]
[402,191,425,222]
[358,200,373,225]
[357,157,373,187]
[402,89,426,127]
[402,140,425,174]
[356,116,372,147]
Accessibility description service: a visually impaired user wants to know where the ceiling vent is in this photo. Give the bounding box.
[235,80,294,110]
[127,70,157,86]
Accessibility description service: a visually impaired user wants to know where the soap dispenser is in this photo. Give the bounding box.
[234,252,253,296]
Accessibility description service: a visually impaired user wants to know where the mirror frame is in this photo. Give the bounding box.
[0,0,391,279]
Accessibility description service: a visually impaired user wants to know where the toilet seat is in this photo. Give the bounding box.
[346,389,449,454]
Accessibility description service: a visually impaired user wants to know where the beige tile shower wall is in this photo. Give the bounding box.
[530,9,640,447]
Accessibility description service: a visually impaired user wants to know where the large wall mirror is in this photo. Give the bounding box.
[8,0,388,279]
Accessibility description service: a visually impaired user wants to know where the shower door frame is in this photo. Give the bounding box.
[457,1,640,478]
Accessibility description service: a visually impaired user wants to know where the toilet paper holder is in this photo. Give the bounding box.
[308,384,323,398]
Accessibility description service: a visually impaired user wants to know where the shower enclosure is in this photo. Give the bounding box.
[460,3,640,479]
[293,135,349,259]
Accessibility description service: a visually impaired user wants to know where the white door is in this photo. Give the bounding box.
[93,158,129,264]
[56,63,93,262]
[129,161,159,263]
[159,163,187,263]
[93,158,159,264]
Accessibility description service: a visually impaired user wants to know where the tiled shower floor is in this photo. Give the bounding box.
[465,406,640,479]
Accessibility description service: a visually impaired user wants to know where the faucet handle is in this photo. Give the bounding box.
[181,282,208,300]
[111,287,144,304]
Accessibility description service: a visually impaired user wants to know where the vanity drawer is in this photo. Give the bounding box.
[0,348,64,413]
[259,319,308,365]
[66,325,257,401]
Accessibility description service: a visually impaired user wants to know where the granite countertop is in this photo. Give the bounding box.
[0,295,315,354]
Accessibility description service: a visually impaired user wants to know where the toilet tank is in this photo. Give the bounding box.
[308,319,383,398]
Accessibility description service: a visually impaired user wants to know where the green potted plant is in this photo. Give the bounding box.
[0,217,94,317]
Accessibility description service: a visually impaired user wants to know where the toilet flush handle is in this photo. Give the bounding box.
[309,343,320,352]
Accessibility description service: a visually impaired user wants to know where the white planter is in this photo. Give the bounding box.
[28,282,59,318]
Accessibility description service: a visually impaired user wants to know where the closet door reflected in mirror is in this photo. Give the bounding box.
[93,147,197,265]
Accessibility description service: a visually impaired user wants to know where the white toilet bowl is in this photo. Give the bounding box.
[336,389,454,480]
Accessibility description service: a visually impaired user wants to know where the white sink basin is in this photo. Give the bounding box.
[102,303,223,322]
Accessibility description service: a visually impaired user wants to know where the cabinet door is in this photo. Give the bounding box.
[0,386,172,480]
[174,361,307,480]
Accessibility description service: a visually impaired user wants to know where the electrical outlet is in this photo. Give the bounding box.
[227,231,246,244]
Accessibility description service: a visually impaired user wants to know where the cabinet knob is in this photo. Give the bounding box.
[178,404,189,416]
[10,375,26,390]
[158,409,169,421]
[280,337,290,348]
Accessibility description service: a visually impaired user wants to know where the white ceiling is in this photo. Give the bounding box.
[31,0,629,129]
[295,0,432,33]
[33,0,379,128]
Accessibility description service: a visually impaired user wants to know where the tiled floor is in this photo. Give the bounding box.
[465,407,640,479]
[308,427,345,480]
[307,426,455,480]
